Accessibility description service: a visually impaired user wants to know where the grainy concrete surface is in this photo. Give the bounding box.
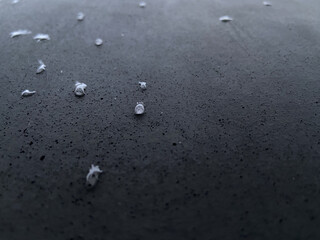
[0,0,320,239]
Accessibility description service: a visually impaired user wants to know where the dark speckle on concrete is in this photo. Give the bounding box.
[0,0,320,239]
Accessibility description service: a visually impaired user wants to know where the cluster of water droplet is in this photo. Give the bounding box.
[11,0,274,188]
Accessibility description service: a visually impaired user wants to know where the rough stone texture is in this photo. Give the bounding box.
[0,0,320,239]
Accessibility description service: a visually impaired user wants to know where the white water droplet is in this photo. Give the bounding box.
[121,33,125,37]
[263,1,272,6]
[219,16,233,22]
[36,60,46,74]
[139,81,147,90]
[139,1,146,8]
[135,102,145,115]
[95,38,103,46]
[74,81,87,96]
[77,12,85,21]
[21,90,36,97]
[86,164,103,187]
[10,30,31,38]
[33,34,50,41]
[12,0,19,4]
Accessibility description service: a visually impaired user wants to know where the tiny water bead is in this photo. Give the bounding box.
[95,38,103,46]
[10,30,31,38]
[21,90,36,97]
[74,82,87,96]
[135,102,145,115]
[77,12,85,21]
[219,16,233,22]
[33,34,50,41]
[139,1,146,8]
[86,165,103,188]
[139,81,147,90]
[36,60,46,74]
[263,1,272,6]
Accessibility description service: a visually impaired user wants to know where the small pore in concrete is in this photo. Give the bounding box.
[36,60,46,74]
[219,16,233,22]
[33,34,50,41]
[10,30,31,38]
[74,82,87,97]
[21,90,36,97]
[95,38,103,46]
[135,102,145,115]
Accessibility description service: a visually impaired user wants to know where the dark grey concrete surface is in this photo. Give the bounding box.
[0,0,320,239]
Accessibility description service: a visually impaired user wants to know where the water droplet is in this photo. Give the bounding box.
[77,12,85,21]
[74,82,87,97]
[219,16,233,22]
[139,81,147,90]
[86,164,103,187]
[121,33,125,37]
[33,34,50,42]
[139,1,146,8]
[36,60,46,74]
[95,38,103,46]
[263,1,272,6]
[10,30,31,38]
[12,0,19,4]
[135,102,145,115]
[21,90,36,97]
